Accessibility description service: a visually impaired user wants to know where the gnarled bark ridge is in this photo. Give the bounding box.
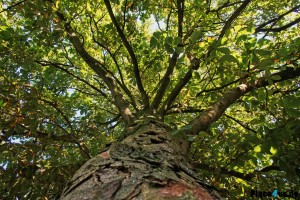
[59,119,222,200]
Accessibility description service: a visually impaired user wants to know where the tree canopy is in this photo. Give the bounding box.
[0,0,300,199]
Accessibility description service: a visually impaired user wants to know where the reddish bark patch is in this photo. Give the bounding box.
[160,182,189,197]
[192,187,214,200]
[99,151,110,159]
[159,182,213,199]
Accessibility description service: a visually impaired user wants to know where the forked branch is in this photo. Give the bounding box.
[159,0,251,115]
[55,11,134,124]
[151,0,184,110]
[104,0,150,109]
[159,59,200,114]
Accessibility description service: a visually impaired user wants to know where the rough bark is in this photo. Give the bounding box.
[59,119,222,200]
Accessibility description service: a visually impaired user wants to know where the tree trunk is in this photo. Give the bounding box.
[59,119,222,200]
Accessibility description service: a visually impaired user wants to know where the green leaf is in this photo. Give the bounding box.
[270,146,277,155]
[189,30,202,43]
[219,55,238,63]
[283,96,300,108]
[165,36,173,45]
[150,31,161,48]
[153,31,161,38]
[237,34,248,42]
[164,43,174,53]
[257,38,270,47]
[194,71,200,79]
[261,142,271,153]
[257,88,265,101]
[198,131,208,137]
[257,59,274,68]
[217,47,230,54]
[254,146,261,153]
[175,47,184,54]
[286,108,300,117]
[0,28,13,41]
[55,0,60,8]
[164,36,174,53]
[271,75,281,80]
[220,37,227,45]
[150,36,158,48]
[249,158,257,167]
[255,49,272,57]
[86,2,92,12]
[173,37,182,46]
[225,145,229,154]
[187,135,195,142]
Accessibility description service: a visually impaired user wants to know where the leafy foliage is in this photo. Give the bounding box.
[1,0,300,199]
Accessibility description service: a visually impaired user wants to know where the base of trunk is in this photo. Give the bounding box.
[60,120,222,199]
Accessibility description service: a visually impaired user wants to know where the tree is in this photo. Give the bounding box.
[1,0,300,199]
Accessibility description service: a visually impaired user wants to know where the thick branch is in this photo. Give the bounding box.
[55,11,133,124]
[151,53,179,110]
[217,0,251,41]
[159,59,200,114]
[94,47,138,109]
[187,67,300,135]
[151,0,185,111]
[89,18,138,109]
[104,0,149,108]
[177,0,184,38]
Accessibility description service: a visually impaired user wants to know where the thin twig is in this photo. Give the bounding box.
[0,0,27,13]
[224,114,257,133]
